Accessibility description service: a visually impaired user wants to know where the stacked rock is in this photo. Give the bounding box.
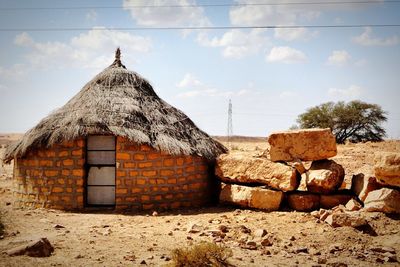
[361,152,400,213]
[215,128,356,212]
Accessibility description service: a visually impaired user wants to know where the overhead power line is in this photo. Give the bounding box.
[1,0,400,10]
[1,24,400,32]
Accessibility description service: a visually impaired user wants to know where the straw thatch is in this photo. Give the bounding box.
[3,49,227,163]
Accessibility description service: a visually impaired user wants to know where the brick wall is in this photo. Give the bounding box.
[13,139,85,210]
[115,137,214,211]
[12,136,216,211]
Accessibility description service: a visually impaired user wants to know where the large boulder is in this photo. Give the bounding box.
[363,188,400,214]
[287,192,320,211]
[215,153,300,192]
[267,128,337,162]
[306,160,345,194]
[351,173,382,202]
[219,183,283,211]
[6,238,54,257]
[374,152,400,188]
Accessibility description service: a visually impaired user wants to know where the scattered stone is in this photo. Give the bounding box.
[53,224,65,229]
[268,128,337,162]
[215,154,300,192]
[287,192,320,211]
[364,188,400,214]
[140,259,147,265]
[241,241,257,250]
[253,228,267,238]
[186,236,193,240]
[239,225,251,234]
[374,152,400,188]
[324,212,367,228]
[6,238,54,257]
[328,244,343,253]
[187,222,202,233]
[320,194,353,209]
[294,247,308,253]
[218,225,229,233]
[345,199,362,211]
[369,246,396,254]
[75,254,84,259]
[123,255,136,261]
[351,173,382,202]
[306,160,345,194]
[152,211,158,216]
[261,234,274,247]
[220,183,283,211]
[318,257,327,264]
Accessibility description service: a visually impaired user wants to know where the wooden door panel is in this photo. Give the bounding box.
[87,167,115,186]
[87,186,116,205]
[87,151,115,165]
[87,136,115,150]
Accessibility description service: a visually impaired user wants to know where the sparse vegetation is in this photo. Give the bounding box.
[296,100,387,144]
[169,241,233,267]
[0,216,4,237]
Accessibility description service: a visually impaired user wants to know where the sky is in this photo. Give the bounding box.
[0,0,399,138]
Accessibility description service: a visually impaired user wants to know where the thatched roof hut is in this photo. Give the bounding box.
[5,49,227,211]
[4,48,226,163]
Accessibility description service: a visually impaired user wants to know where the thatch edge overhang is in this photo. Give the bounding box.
[3,50,227,163]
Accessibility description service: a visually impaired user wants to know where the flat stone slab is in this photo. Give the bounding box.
[268,128,337,162]
[219,183,283,211]
[215,153,300,192]
[374,152,400,188]
[364,188,400,214]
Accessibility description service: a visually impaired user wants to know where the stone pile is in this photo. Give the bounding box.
[215,128,400,214]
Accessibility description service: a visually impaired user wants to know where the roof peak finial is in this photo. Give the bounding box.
[111,47,126,68]
[115,47,121,61]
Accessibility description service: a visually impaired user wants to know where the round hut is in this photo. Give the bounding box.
[3,49,227,211]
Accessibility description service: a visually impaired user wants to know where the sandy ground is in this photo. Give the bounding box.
[0,139,400,266]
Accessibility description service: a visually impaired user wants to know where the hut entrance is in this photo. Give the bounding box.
[86,135,116,206]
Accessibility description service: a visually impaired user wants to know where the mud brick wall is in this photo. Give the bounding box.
[115,137,213,211]
[13,139,85,210]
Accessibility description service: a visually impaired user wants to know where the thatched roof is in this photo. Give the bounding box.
[3,48,227,163]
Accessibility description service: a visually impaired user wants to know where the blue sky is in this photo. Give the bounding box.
[0,0,399,138]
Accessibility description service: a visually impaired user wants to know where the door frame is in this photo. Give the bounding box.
[84,135,116,207]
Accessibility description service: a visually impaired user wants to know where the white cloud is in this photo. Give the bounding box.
[176,73,202,88]
[274,28,317,41]
[14,32,34,46]
[86,10,98,21]
[279,91,297,98]
[14,28,152,69]
[355,59,367,67]
[328,85,362,99]
[327,50,351,66]
[197,29,269,59]
[352,27,399,46]
[122,0,210,28]
[0,64,27,79]
[229,1,320,26]
[266,46,307,64]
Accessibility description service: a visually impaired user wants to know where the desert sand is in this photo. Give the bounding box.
[0,137,399,266]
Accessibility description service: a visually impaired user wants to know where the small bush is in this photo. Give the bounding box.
[169,241,233,267]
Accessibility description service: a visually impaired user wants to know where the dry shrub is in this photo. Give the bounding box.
[0,216,4,237]
[169,241,233,267]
